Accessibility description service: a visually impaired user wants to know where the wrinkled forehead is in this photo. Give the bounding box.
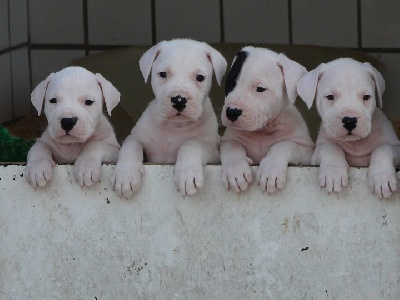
[240,52,282,81]
[319,65,375,92]
[225,49,283,96]
[154,44,212,72]
[46,71,102,97]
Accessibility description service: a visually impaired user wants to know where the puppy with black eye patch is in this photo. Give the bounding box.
[220,46,314,194]
[297,58,400,198]
[111,39,227,198]
[25,66,121,188]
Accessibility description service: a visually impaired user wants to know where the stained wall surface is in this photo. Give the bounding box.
[1,165,399,299]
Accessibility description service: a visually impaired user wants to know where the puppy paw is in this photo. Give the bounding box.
[318,164,348,193]
[174,162,204,196]
[25,158,55,188]
[368,166,397,199]
[110,163,144,198]
[256,159,287,194]
[221,158,253,193]
[74,157,102,187]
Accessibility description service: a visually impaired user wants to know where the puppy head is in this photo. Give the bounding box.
[139,38,227,122]
[31,66,120,144]
[221,46,307,131]
[297,58,385,141]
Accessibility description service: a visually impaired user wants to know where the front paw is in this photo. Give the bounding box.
[318,163,348,193]
[256,159,287,194]
[25,158,55,188]
[74,157,101,187]
[110,163,144,198]
[174,162,204,196]
[368,166,397,199]
[221,159,253,193]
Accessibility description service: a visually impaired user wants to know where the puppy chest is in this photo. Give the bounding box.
[142,135,183,163]
[236,131,295,163]
[51,144,85,163]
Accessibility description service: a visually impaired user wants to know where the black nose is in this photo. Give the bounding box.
[226,107,242,122]
[60,117,78,133]
[171,95,187,112]
[342,116,357,132]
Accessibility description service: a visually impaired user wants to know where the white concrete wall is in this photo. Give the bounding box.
[0,165,399,299]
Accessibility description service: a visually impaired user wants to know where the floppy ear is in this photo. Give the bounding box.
[204,44,227,86]
[296,63,326,109]
[277,54,308,104]
[363,62,385,108]
[139,41,165,83]
[95,73,121,116]
[31,73,55,116]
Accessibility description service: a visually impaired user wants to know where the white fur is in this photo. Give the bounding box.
[220,47,314,194]
[111,39,227,198]
[26,66,121,188]
[297,58,400,198]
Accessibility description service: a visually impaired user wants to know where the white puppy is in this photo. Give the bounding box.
[220,47,314,193]
[111,39,227,197]
[26,66,121,188]
[297,58,400,198]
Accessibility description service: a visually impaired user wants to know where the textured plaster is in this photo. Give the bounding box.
[0,165,399,299]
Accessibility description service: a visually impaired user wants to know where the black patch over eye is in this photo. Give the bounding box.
[363,95,371,101]
[85,99,94,106]
[225,51,248,96]
[326,95,334,101]
[159,72,167,78]
[196,75,205,82]
[49,98,57,103]
[256,87,266,92]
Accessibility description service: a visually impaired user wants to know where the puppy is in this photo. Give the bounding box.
[111,39,227,197]
[297,58,400,198]
[26,66,121,188]
[220,47,314,193]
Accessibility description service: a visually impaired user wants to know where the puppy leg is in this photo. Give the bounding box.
[313,142,349,193]
[110,138,144,198]
[220,140,253,193]
[368,144,399,198]
[75,141,119,187]
[175,139,219,196]
[25,141,55,188]
[256,141,312,193]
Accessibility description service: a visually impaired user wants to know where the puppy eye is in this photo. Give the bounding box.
[363,95,371,101]
[49,98,57,104]
[159,72,167,78]
[85,99,94,106]
[326,95,334,101]
[196,75,205,82]
[256,87,266,92]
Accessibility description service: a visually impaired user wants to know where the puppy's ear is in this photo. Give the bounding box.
[31,73,55,116]
[296,63,326,109]
[277,53,308,104]
[204,45,227,86]
[95,73,121,116]
[139,42,164,83]
[363,62,385,108]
